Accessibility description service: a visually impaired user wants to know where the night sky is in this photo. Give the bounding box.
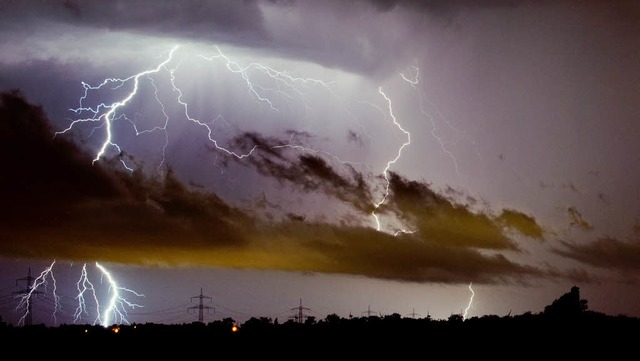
[1,0,639,326]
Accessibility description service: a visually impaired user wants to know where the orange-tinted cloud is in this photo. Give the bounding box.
[0,90,549,284]
[497,209,545,240]
[386,173,526,250]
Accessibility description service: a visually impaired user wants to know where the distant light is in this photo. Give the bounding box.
[84,329,88,333]
[231,325,239,333]
[112,327,120,334]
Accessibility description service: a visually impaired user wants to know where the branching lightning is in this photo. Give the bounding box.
[58,46,439,236]
[372,87,411,232]
[187,46,342,159]
[16,260,60,326]
[74,263,101,325]
[59,44,352,173]
[400,66,461,175]
[463,282,475,320]
[56,46,179,171]
[199,46,333,112]
[14,261,142,327]
[95,262,144,327]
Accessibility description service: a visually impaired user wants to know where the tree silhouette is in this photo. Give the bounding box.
[544,286,588,317]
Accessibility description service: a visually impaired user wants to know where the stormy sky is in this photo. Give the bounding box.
[1,0,639,326]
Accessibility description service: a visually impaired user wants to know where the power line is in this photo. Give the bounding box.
[188,288,214,323]
[406,308,422,319]
[361,305,378,318]
[14,267,43,326]
[290,298,310,324]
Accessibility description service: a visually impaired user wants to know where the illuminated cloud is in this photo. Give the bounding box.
[497,209,545,240]
[252,222,542,283]
[0,90,549,284]
[230,132,546,251]
[386,173,520,250]
[230,132,372,213]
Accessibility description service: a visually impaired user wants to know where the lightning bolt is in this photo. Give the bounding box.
[59,46,430,235]
[400,66,461,176]
[167,62,260,160]
[372,86,411,232]
[74,263,101,325]
[122,75,172,175]
[16,260,61,326]
[199,46,336,112]
[172,46,340,160]
[56,46,179,170]
[95,262,144,327]
[463,282,475,320]
[12,261,143,327]
[59,44,353,171]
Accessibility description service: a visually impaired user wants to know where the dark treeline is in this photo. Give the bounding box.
[1,287,637,355]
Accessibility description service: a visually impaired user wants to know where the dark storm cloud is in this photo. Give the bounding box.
[230,132,373,213]
[0,91,551,284]
[544,266,599,284]
[256,221,543,283]
[4,0,636,82]
[0,60,91,120]
[386,172,530,249]
[0,0,268,45]
[555,234,640,272]
[0,90,121,221]
[367,0,524,15]
[368,0,638,14]
[233,133,547,250]
[0,90,251,259]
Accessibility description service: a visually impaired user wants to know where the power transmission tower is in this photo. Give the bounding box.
[14,267,43,326]
[188,288,214,323]
[406,308,422,319]
[290,298,310,324]
[361,305,378,317]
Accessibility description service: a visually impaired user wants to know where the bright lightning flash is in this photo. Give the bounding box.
[372,86,411,232]
[463,282,475,320]
[95,262,144,327]
[14,262,143,327]
[60,46,433,236]
[56,46,179,171]
[74,263,101,325]
[16,260,61,326]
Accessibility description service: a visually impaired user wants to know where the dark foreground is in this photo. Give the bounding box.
[2,287,638,356]
[2,311,638,357]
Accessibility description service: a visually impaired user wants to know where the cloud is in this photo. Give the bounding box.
[543,265,599,284]
[229,131,373,213]
[0,90,550,284]
[0,0,268,46]
[0,90,252,257]
[567,206,593,231]
[386,172,521,249]
[252,221,542,283]
[555,235,640,272]
[497,209,545,240]
[0,89,122,221]
[0,0,454,78]
[230,133,547,251]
